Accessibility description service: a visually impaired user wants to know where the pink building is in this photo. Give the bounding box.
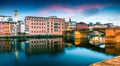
[25,16,65,35]
[76,22,89,30]
[0,23,4,35]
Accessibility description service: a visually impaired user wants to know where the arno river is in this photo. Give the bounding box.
[0,37,118,66]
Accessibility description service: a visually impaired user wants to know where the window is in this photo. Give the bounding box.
[51,28,53,30]
[51,22,53,24]
[54,29,58,32]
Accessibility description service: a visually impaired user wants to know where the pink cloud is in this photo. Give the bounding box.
[40,4,74,14]
[40,4,111,14]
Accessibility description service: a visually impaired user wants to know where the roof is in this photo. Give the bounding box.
[0,15,12,17]
[78,22,88,25]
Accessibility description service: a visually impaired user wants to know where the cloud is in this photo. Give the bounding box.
[76,4,111,12]
[39,3,111,15]
[40,4,74,14]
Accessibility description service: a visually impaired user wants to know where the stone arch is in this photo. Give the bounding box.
[88,31,105,36]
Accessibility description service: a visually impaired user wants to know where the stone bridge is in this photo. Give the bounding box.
[64,28,120,43]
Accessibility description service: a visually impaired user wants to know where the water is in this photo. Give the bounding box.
[0,38,115,66]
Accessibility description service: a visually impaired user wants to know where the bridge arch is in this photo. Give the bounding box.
[88,31,105,37]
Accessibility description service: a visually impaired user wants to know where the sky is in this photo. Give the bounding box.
[0,0,120,25]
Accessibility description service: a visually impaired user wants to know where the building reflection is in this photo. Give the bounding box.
[0,37,120,56]
[89,36,105,46]
[25,38,64,55]
[0,39,11,52]
[88,36,120,55]
[105,43,120,55]
[0,39,26,52]
[74,38,81,46]
[74,38,88,46]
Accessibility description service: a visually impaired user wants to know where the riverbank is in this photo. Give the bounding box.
[90,56,120,66]
[0,35,63,38]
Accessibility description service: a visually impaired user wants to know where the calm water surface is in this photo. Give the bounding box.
[0,38,116,66]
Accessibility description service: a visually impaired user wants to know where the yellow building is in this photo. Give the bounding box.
[65,18,76,31]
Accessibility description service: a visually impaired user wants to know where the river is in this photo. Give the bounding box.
[0,37,116,66]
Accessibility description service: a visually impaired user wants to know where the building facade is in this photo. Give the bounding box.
[93,22,107,29]
[76,22,89,30]
[18,22,25,33]
[88,22,94,31]
[105,23,114,28]
[25,16,65,35]
[0,15,17,36]
[65,18,77,31]
[0,22,17,36]
[0,22,11,36]
[0,15,12,22]
[4,22,11,36]
[17,21,25,35]
[0,22,4,35]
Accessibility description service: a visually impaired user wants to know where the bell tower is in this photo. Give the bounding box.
[14,10,18,22]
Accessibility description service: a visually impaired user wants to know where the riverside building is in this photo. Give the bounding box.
[25,16,65,35]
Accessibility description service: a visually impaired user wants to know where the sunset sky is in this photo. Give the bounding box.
[0,0,120,25]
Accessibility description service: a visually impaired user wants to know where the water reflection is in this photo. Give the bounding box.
[0,38,119,56]
[0,39,11,52]
[25,38,64,55]
[0,38,116,66]
[88,36,120,55]
[0,38,64,55]
[89,36,105,45]
[105,43,120,55]
[68,35,120,56]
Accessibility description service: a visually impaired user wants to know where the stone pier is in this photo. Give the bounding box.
[90,56,120,66]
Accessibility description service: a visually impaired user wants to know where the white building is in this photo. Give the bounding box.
[65,18,77,31]
[0,15,12,22]
[17,21,25,34]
